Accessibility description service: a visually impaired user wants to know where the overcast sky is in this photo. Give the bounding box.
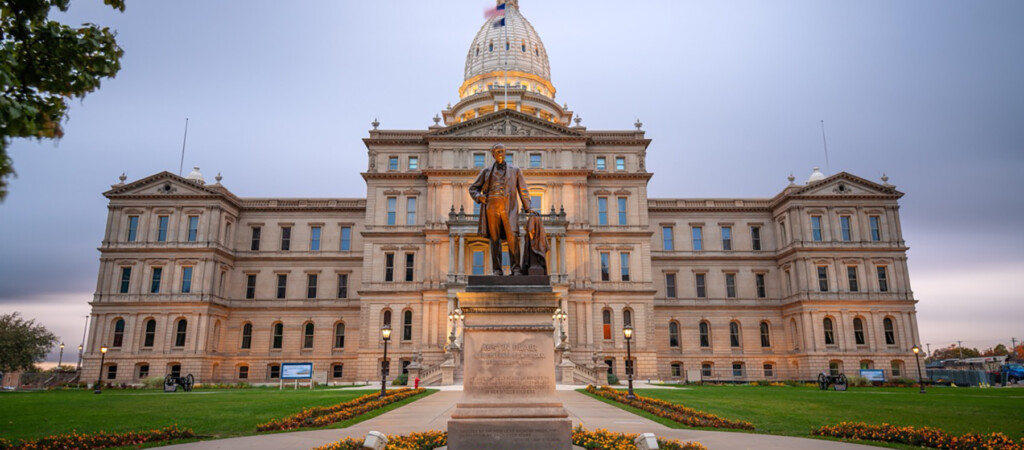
[1,1,1022,364]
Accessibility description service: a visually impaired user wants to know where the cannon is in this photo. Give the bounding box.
[164,373,195,392]
[818,372,848,391]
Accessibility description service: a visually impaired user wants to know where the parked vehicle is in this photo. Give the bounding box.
[1003,363,1024,384]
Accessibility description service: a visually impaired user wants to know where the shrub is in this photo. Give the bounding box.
[0,425,194,450]
[814,422,1024,449]
[142,375,165,389]
[392,373,408,386]
[311,428,704,450]
[607,373,619,385]
[585,385,754,430]
[846,375,871,387]
[256,388,426,432]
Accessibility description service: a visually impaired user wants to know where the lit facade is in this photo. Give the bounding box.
[82,2,921,385]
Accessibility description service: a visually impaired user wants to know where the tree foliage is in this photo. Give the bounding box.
[0,0,125,201]
[0,312,59,372]
[927,343,981,362]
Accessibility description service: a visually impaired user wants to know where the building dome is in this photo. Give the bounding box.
[460,0,554,100]
[807,167,826,183]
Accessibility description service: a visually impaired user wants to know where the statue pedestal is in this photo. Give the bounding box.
[447,276,571,450]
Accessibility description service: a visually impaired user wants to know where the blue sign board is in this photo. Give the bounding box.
[860,369,885,382]
[281,362,313,380]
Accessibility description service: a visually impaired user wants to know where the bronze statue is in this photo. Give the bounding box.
[468,143,534,275]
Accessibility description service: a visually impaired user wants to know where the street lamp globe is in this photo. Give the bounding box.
[381,325,392,341]
[912,346,920,354]
[622,325,633,340]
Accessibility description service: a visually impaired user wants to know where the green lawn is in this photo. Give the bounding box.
[588,385,1024,440]
[0,387,433,443]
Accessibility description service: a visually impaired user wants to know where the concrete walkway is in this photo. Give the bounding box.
[164,385,875,450]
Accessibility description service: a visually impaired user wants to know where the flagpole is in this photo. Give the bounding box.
[503,3,509,110]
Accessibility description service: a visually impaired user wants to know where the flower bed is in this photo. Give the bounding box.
[585,385,755,431]
[310,428,704,450]
[0,425,194,450]
[256,388,426,432]
[813,422,1024,450]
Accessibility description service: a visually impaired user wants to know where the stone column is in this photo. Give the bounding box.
[559,235,566,280]
[458,234,465,278]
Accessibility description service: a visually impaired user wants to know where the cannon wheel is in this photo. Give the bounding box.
[817,373,828,390]
[837,373,848,387]
[164,374,175,387]
[183,374,195,392]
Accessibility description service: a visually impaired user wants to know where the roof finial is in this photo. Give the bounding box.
[215,172,223,184]
[118,172,127,184]
[881,173,890,185]
[634,118,643,130]
[371,118,379,130]
[787,173,796,185]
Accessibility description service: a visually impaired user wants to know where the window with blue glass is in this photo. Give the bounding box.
[472,251,485,275]
[408,156,418,170]
[473,153,485,168]
[596,157,606,170]
[119,267,131,293]
[615,156,625,171]
[600,252,610,281]
[127,216,139,242]
[157,216,169,242]
[869,216,881,241]
[692,226,703,251]
[386,197,397,225]
[340,226,351,251]
[597,197,608,225]
[310,226,321,251]
[662,226,674,250]
[529,153,541,168]
[406,197,417,224]
[811,216,822,241]
[721,226,732,250]
[530,195,541,211]
[388,156,398,171]
[187,216,199,242]
[617,197,627,225]
[150,267,162,294]
[181,266,193,293]
[840,216,852,241]
[620,253,630,281]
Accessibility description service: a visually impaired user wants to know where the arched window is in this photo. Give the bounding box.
[303,323,315,349]
[602,309,612,340]
[241,323,252,349]
[272,323,283,349]
[699,321,710,347]
[383,310,392,327]
[729,322,741,347]
[668,322,679,347]
[701,362,712,377]
[760,322,771,348]
[175,319,187,347]
[112,319,125,347]
[489,41,493,52]
[334,323,346,348]
[883,317,896,345]
[403,310,413,341]
[143,319,156,348]
[623,309,632,327]
[823,318,835,346]
[853,318,866,345]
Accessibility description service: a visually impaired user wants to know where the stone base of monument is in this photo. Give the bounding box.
[446,276,573,450]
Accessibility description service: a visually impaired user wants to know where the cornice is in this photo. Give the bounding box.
[361,172,428,181]
[588,172,654,181]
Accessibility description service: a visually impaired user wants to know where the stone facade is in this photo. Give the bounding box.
[80,2,921,386]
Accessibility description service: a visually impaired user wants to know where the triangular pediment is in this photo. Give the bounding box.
[104,171,226,198]
[428,109,583,138]
[790,172,902,198]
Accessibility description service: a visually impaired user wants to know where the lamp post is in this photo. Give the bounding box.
[448,308,464,345]
[380,325,392,399]
[76,345,83,373]
[623,324,635,400]
[93,346,108,394]
[912,345,926,394]
[57,343,64,370]
[552,308,567,344]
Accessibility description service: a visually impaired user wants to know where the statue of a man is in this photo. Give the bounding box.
[468,143,533,275]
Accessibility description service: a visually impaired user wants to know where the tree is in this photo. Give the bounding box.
[982,344,1010,357]
[928,343,981,362]
[0,312,59,372]
[0,0,125,201]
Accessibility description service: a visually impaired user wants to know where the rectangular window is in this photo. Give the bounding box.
[666,273,676,298]
[596,157,606,170]
[732,363,743,378]
[692,226,703,251]
[250,227,261,251]
[530,194,542,211]
[620,253,630,281]
[817,266,829,292]
[877,266,889,292]
[238,366,249,379]
[337,273,349,298]
[332,364,344,378]
[340,226,351,251]
[615,156,625,171]
[386,197,397,225]
[139,364,149,379]
[269,365,280,379]
[306,274,318,299]
[473,202,481,215]
[811,216,822,242]
[405,253,415,282]
[406,197,417,224]
[385,253,395,281]
[276,274,287,299]
[127,216,139,242]
[106,365,117,380]
[597,197,608,225]
[891,361,901,377]
[388,156,398,171]
[695,273,706,298]
[701,364,712,377]
[310,226,321,251]
[529,153,541,168]
[472,251,485,275]
[157,216,169,242]
[187,216,199,242]
[721,226,732,250]
[119,267,131,293]
[408,156,418,170]
[280,226,291,250]
[751,226,761,250]
[246,274,257,299]
[473,153,485,168]
[600,253,610,281]
[840,216,852,241]
[756,273,766,298]
[662,227,674,251]
[617,197,627,225]
[870,216,881,241]
[181,266,193,293]
[150,267,162,294]
[847,267,859,292]
[763,364,774,378]
[725,273,736,298]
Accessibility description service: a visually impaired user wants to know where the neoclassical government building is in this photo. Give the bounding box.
[82,1,921,385]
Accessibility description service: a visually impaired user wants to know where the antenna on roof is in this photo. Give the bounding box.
[178,117,189,176]
[820,119,831,174]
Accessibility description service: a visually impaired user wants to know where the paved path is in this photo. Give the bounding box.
[164,385,875,450]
